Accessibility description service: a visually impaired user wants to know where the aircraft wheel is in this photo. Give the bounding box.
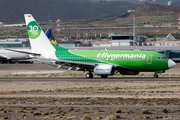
[154,74,158,78]
[89,73,93,78]
[101,75,108,78]
[86,73,93,78]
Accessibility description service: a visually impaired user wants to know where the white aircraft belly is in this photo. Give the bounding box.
[0,49,31,60]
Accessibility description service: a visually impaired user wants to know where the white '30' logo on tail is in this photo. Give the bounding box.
[29,25,39,36]
[27,21,41,39]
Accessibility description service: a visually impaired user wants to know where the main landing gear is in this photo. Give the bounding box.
[86,73,93,78]
[154,74,158,78]
[101,75,108,78]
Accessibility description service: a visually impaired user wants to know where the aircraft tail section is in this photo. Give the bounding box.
[24,14,55,53]
[45,29,52,40]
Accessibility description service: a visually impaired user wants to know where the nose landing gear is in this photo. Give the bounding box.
[154,74,158,78]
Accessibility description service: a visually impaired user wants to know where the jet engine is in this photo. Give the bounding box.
[94,64,116,75]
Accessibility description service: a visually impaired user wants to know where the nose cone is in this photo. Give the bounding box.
[168,59,176,69]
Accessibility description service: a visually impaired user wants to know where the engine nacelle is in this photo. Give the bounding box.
[119,70,140,75]
[94,64,116,75]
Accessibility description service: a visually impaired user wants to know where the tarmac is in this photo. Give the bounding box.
[0,77,179,82]
[1,104,180,108]
[0,62,179,75]
[8,63,180,75]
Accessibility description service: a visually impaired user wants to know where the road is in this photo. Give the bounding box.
[0,77,179,81]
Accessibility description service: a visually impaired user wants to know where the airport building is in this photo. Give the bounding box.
[58,41,81,47]
[110,34,146,46]
[0,38,81,48]
[0,22,4,28]
[81,34,147,47]
[0,38,30,48]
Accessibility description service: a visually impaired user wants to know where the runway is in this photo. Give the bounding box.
[0,77,179,81]
[1,104,180,108]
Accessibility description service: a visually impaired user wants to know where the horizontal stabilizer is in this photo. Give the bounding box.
[5,49,41,56]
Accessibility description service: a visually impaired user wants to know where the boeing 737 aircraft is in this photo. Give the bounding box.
[7,14,176,78]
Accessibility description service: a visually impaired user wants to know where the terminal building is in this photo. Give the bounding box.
[110,34,146,46]
[0,38,81,48]
[0,38,30,48]
[81,34,147,47]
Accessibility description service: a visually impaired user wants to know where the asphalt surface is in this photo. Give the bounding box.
[0,77,179,81]
[1,104,180,108]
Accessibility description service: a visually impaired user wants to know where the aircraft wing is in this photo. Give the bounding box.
[5,49,96,70]
[34,57,96,71]
[36,57,139,73]
[5,49,41,56]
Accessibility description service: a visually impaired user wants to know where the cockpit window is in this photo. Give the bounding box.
[158,57,168,60]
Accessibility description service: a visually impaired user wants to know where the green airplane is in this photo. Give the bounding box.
[7,14,176,78]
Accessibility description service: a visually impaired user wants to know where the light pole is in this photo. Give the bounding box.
[132,10,136,50]
[128,10,136,50]
[133,10,135,50]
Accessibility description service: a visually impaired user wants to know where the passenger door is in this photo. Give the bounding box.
[147,54,152,64]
